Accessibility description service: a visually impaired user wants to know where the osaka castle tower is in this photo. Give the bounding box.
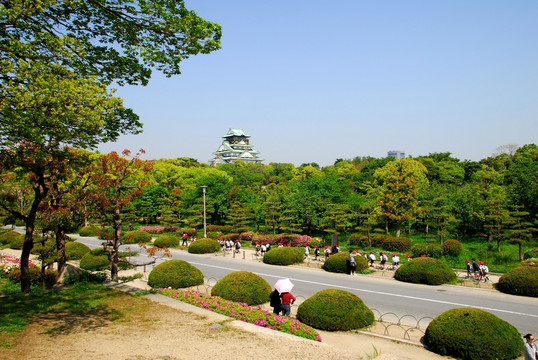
[209,127,264,166]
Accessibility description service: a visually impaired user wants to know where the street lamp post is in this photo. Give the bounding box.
[201,186,207,238]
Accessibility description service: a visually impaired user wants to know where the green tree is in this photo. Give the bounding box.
[506,206,536,261]
[0,1,221,293]
[373,159,428,237]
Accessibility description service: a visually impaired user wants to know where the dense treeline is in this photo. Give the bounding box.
[111,144,537,248]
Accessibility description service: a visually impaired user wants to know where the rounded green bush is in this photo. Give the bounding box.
[78,226,100,237]
[97,227,114,240]
[442,239,462,257]
[79,253,110,271]
[411,243,444,258]
[394,257,456,285]
[211,271,271,305]
[524,248,538,260]
[322,252,368,273]
[297,289,374,331]
[187,238,221,254]
[263,247,304,266]
[90,247,107,256]
[424,308,523,360]
[8,234,25,250]
[0,230,23,245]
[147,260,203,289]
[496,266,538,297]
[65,242,91,260]
[121,230,152,244]
[153,234,179,248]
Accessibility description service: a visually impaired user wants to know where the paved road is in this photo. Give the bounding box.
[73,235,538,335]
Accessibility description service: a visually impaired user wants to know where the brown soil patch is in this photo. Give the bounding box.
[1,290,355,360]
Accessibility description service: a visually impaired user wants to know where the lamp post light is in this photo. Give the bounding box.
[201,185,207,238]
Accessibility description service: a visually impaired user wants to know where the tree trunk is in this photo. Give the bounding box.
[395,222,401,237]
[55,228,67,277]
[385,220,389,234]
[110,201,122,282]
[519,243,523,261]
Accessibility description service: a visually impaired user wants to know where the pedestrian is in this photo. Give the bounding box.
[479,261,489,282]
[234,240,241,253]
[391,253,400,270]
[255,242,261,256]
[407,254,411,261]
[368,251,376,267]
[269,289,282,315]
[304,243,310,260]
[349,251,356,275]
[280,291,296,317]
[379,252,387,270]
[314,245,320,261]
[128,223,133,231]
[524,334,537,360]
[261,243,266,256]
[324,245,331,261]
[471,259,481,280]
[266,243,272,252]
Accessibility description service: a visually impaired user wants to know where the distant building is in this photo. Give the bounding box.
[387,150,405,159]
[209,127,264,166]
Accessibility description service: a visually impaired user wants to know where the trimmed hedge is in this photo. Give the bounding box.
[263,247,304,266]
[65,242,91,260]
[78,226,100,237]
[296,289,374,331]
[442,239,462,257]
[424,308,523,360]
[79,253,110,271]
[394,257,456,285]
[187,239,221,254]
[211,271,271,305]
[153,235,179,248]
[411,243,444,258]
[121,230,152,244]
[7,268,57,286]
[147,260,203,289]
[496,266,538,297]
[322,252,368,274]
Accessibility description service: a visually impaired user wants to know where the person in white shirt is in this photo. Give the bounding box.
[524,334,537,360]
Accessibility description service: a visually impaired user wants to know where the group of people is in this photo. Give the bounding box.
[219,239,242,253]
[254,241,273,256]
[465,258,489,281]
[269,289,296,317]
[302,244,341,261]
[362,251,404,270]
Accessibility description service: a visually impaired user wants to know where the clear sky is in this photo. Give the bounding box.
[98,1,538,166]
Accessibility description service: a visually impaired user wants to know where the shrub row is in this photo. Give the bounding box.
[349,234,412,252]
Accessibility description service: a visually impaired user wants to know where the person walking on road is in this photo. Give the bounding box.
[349,252,356,275]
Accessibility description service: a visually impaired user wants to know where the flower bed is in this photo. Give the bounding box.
[0,255,35,276]
[138,226,179,234]
[157,288,321,342]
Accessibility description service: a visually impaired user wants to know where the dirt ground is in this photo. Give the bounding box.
[0,284,450,360]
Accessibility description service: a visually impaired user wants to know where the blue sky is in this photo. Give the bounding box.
[98,1,538,166]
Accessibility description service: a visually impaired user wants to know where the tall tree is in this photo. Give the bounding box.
[89,150,152,281]
[373,159,428,237]
[0,1,221,293]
